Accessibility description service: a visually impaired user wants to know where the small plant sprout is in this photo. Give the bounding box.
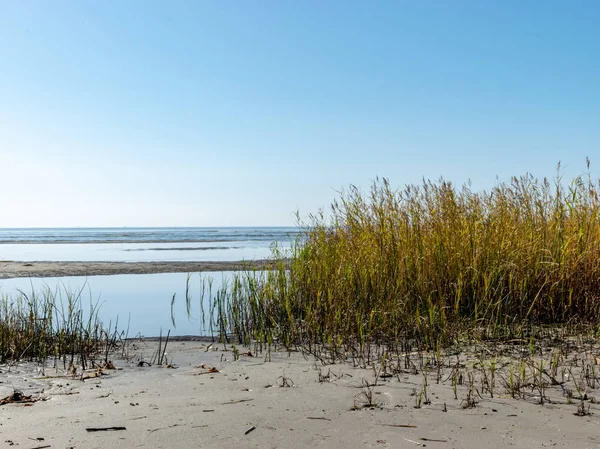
[355,379,377,409]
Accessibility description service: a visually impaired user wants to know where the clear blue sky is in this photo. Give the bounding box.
[1,1,598,227]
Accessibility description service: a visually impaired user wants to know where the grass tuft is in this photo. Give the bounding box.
[0,283,122,367]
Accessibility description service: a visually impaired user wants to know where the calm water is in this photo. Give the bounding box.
[0,227,298,262]
[0,272,237,337]
[0,227,299,337]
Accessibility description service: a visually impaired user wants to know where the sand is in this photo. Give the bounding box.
[1,340,599,449]
[0,260,280,279]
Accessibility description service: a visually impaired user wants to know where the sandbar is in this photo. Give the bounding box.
[0,260,282,279]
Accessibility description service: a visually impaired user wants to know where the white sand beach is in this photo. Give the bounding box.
[2,340,599,449]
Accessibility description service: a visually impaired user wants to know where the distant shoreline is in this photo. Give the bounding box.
[0,259,283,279]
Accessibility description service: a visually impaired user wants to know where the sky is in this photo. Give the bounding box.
[0,1,598,227]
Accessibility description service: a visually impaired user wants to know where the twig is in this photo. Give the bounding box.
[222,398,253,405]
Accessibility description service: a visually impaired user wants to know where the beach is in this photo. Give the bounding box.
[3,1,597,447]
[2,340,599,449]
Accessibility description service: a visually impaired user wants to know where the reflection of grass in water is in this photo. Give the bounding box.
[0,282,122,366]
[186,161,600,361]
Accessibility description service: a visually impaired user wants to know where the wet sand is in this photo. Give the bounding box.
[0,260,282,279]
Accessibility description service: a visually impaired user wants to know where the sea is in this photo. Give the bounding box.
[0,227,298,262]
[0,227,299,337]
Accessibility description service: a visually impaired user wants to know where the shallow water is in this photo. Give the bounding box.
[0,272,236,337]
[0,228,293,337]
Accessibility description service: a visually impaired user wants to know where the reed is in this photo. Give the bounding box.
[205,162,600,357]
[0,283,121,366]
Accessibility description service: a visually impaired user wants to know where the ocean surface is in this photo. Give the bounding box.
[0,227,299,262]
[0,227,299,337]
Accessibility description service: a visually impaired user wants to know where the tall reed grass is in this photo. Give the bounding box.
[204,162,600,354]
